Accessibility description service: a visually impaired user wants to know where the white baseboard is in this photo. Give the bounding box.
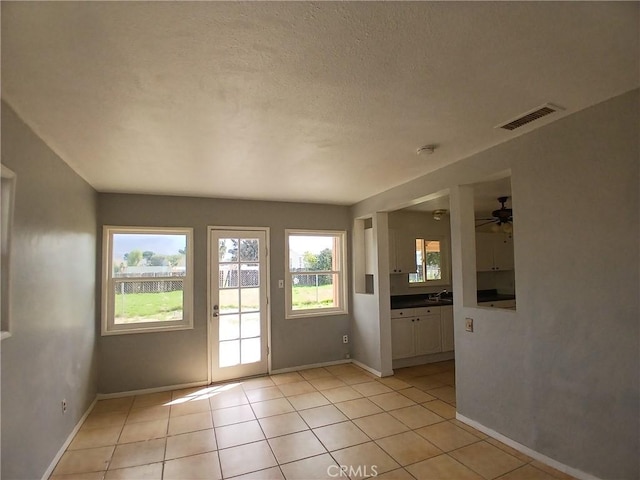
[97,380,210,400]
[42,397,97,480]
[350,359,383,377]
[455,413,601,480]
[270,359,351,375]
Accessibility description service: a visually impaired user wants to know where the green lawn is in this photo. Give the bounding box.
[292,284,334,309]
[115,283,335,323]
[115,290,183,323]
[219,284,334,311]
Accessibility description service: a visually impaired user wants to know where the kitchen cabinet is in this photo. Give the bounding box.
[391,306,444,360]
[440,305,454,352]
[414,308,442,355]
[476,233,514,272]
[389,229,416,274]
[390,317,416,359]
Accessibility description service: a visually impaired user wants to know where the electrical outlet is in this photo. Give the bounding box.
[345,353,350,359]
[465,318,474,332]
[342,335,349,344]
[61,399,67,414]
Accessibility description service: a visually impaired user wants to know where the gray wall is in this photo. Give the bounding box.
[350,212,394,376]
[350,90,639,479]
[388,210,453,296]
[1,102,98,479]
[97,194,351,393]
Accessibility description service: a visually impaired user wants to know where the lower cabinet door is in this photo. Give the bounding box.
[415,314,442,355]
[391,317,416,359]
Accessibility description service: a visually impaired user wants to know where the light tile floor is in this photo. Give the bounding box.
[51,361,576,480]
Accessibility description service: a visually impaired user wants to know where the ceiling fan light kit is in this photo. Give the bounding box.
[432,209,447,221]
[417,144,437,155]
[477,196,514,234]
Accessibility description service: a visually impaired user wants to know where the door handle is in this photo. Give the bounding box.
[213,304,219,317]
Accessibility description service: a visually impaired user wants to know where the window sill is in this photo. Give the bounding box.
[101,323,194,336]
[286,309,348,320]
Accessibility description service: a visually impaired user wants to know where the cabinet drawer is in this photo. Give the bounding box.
[391,308,415,319]
[414,306,440,316]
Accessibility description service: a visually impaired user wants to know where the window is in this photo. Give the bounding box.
[285,230,347,318]
[409,238,449,286]
[102,226,193,335]
[1,165,16,339]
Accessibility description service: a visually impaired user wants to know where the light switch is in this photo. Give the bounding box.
[465,318,474,332]
[278,280,284,288]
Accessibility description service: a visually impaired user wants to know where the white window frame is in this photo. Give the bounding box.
[1,165,16,340]
[102,226,194,335]
[285,229,348,319]
[409,236,450,287]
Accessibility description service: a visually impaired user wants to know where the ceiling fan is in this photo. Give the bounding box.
[476,196,513,231]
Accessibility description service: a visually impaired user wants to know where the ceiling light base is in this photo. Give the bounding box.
[417,144,437,155]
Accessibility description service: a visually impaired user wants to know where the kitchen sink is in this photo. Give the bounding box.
[426,297,453,305]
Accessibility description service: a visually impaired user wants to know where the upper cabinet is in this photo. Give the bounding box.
[476,233,514,272]
[389,228,417,274]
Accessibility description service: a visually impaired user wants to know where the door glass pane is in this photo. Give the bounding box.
[220,340,240,367]
[219,238,238,262]
[219,314,239,341]
[220,264,239,288]
[239,239,259,262]
[240,263,259,287]
[241,287,260,312]
[214,232,265,374]
[241,338,261,364]
[220,288,239,314]
[241,312,260,338]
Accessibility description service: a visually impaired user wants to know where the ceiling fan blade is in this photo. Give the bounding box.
[475,220,497,228]
[475,217,495,221]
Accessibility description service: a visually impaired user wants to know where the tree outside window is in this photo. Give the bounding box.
[410,238,446,284]
[286,230,347,318]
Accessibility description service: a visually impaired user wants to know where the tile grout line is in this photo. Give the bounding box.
[208,407,225,480]
[57,363,574,480]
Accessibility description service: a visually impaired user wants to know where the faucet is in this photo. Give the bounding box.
[430,289,448,300]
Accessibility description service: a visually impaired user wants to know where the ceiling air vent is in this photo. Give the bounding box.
[497,103,564,131]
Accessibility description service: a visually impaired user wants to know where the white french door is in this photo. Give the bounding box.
[209,228,269,382]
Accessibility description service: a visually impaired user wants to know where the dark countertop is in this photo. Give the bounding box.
[391,290,515,309]
[391,293,453,309]
[477,289,516,303]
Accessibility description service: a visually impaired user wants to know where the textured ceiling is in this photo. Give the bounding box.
[2,2,638,205]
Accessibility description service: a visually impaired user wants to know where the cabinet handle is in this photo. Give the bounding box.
[412,319,415,322]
